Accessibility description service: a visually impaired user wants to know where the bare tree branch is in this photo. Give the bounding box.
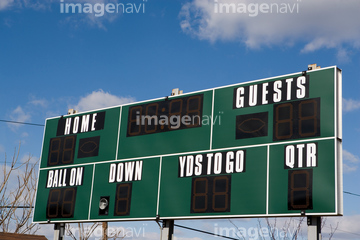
[0,144,39,234]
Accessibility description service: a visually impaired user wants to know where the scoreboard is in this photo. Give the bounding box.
[33,66,343,223]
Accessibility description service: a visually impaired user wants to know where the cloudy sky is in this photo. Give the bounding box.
[1,0,360,239]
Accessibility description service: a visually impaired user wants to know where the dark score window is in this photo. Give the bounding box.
[127,94,203,137]
[191,175,231,213]
[114,183,132,216]
[288,169,313,210]
[236,112,268,139]
[274,98,320,141]
[48,136,76,166]
[46,187,77,219]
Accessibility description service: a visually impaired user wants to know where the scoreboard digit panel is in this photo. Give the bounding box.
[212,68,336,149]
[117,91,213,159]
[40,107,121,168]
[158,146,267,218]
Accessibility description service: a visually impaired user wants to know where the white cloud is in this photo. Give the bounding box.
[343,150,359,173]
[28,96,48,108]
[343,98,360,112]
[343,150,360,163]
[59,0,123,30]
[1,0,119,29]
[0,0,14,10]
[179,0,360,54]
[73,89,136,112]
[21,0,53,11]
[0,0,53,11]
[322,215,360,239]
[8,106,31,131]
[336,48,351,63]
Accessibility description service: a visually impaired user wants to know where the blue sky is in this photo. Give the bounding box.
[1,0,360,239]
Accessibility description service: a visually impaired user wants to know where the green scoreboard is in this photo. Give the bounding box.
[33,66,343,223]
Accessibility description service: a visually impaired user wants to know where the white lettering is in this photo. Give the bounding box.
[117,163,124,182]
[206,153,213,174]
[226,151,234,173]
[179,156,186,177]
[109,161,143,183]
[91,113,97,131]
[235,150,245,172]
[47,170,54,188]
[52,170,58,187]
[73,116,79,134]
[194,155,203,176]
[285,145,295,168]
[186,156,194,177]
[58,169,63,187]
[273,80,282,102]
[296,76,306,98]
[64,118,72,135]
[285,143,317,168]
[297,144,305,168]
[81,114,90,132]
[285,78,293,100]
[125,162,135,181]
[262,83,269,105]
[62,169,67,186]
[70,168,76,186]
[307,143,317,167]
[109,164,116,183]
[135,161,143,181]
[236,87,245,108]
[214,153,222,174]
[76,167,83,185]
[249,85,258,106]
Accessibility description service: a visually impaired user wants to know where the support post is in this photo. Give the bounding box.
[102,222,108,240]
[54,223,65,240]
[160,220,174,240]
[307,216,321,240]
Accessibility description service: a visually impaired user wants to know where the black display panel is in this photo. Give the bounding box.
[273,98,320,141]
[236,112,268,139]
[114,183,132,216]
[127,94,203,137]
[288,169,313,210]
[191,175,231,213]
[78,136,100,158]
[46,187,77,219]
[48,135,76,166]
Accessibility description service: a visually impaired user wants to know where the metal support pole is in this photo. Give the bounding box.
[307,216,321,240]
[160,220,174,240]
[102,222,108,240]
[54,223,65,240]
